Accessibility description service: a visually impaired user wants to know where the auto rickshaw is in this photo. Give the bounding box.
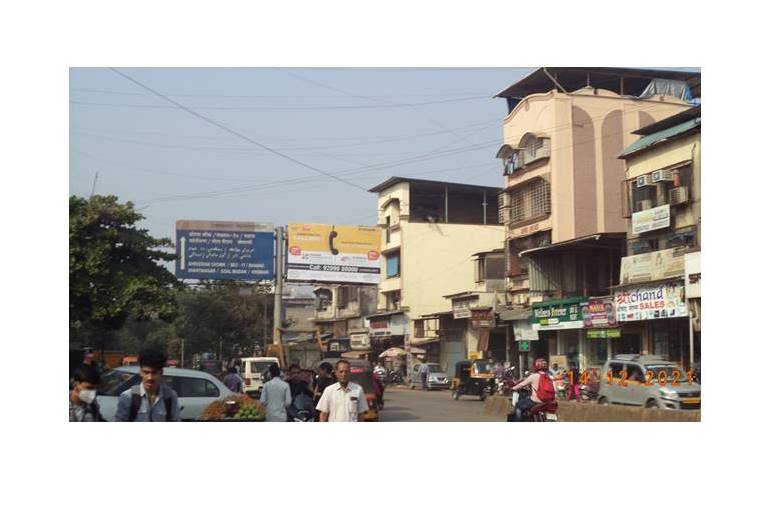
[451,360,495,401]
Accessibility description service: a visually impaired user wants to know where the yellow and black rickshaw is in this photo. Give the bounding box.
[451,360,495,401]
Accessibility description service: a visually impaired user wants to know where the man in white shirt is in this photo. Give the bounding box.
[316,360,369,422]
[260,363,292,422]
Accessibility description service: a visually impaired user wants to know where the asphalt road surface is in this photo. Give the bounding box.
[378,386,504,422]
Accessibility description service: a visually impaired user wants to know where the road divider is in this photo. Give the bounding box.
[483,396,701,422]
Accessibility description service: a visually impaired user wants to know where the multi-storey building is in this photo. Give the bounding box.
[493,67,700,371]
[367,177,505,372]
[616,105,701,368]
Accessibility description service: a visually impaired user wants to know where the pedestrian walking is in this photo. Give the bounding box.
[69,364,105,422]
[116,350,180,422]
[260,363,292,422]
[313,362,336,407]
[316,360,369,422]
[222,366,243,393]
[418,360,430,390]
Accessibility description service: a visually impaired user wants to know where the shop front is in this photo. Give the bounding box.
[581,296,620,368]
[367,311,407,369]
[531,297,587,369]
[613,280,690,366]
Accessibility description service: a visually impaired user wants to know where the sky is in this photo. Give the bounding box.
[69,67,533,241]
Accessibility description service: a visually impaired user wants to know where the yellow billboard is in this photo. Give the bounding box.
[286,223,381,284]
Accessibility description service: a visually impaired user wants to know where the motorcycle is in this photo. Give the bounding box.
[385,369,403,385]
[506,383,558,422]
[287,392,316,422]
[496,367,517,396]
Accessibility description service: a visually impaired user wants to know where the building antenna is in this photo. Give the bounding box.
[89,171,99,197]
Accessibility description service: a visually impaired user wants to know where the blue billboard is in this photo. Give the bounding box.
[175,220,274,281]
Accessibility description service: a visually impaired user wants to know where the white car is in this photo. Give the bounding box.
[97,366,233,421]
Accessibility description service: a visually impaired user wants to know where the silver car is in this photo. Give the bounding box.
[409,363,450,390]
[97,366,233,421]
[597,355,701,410]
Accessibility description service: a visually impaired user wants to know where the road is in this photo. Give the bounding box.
[378,385,504,422]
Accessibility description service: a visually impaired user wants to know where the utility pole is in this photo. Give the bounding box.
[89,171,99,197]
[273,226,285,362]
[181,338,185,369]
[218,337,223,362]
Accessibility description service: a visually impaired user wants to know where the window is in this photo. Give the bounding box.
[385,216,391,243]
[316,289,332,311]
[632,180,656,212]
[475,258,486,283]
[662,227,697,250]
[626,364,643,382]
[507,179,551,227]
[386,251,400,278]
[630,237,658,255]
[178,377,219,398]
[414,319,425,338]
[609,362,625,376]
[385,291,401,311]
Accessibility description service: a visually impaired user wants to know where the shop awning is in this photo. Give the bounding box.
[367,310,405,320]
[409,346,428,354]
[519,233,625,257]
[410,337,440,345]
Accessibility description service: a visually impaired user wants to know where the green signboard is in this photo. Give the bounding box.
[586,328,622,339]
[531,297,587,330]
[519,341,530,352]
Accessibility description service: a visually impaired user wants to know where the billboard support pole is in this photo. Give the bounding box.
[273,226,285,359]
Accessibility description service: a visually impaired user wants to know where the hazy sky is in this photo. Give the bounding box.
[69,67,534,241]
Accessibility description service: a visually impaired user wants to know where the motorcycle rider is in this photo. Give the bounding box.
[509,358,550,422]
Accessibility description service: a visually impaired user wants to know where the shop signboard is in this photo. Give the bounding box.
[581,297,618,328]
[369,314,407,337]
[175,220,275,281]
[512,320,539,341]
[620,248,686,285]
[453,296,478,319]
[531,297,586,330]
[586,328,622,339]
[614,282,687,322]
[470,309,495,329]
[632,204,671,235]
[350,333,370,349]
[286,223,381,284]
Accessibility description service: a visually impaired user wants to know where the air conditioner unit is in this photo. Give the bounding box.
[669,186,689,205]
[636,175,649,188]
[638,200,654,211]
[651,169,675,183]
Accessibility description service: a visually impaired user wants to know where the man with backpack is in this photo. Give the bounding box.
[115,349,181,422]
[509,358,556,422]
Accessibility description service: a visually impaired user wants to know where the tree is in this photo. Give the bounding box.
[69,195,181,337]
[172,281,273,360]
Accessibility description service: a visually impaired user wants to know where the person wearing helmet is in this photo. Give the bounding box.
[509,358,548,422]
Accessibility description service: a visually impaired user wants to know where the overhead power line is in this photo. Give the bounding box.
[69,95,489,111]
[108,67,370,192]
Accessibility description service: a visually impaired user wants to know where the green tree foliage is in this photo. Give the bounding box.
[173,281,273,360]
[69,195,181,335]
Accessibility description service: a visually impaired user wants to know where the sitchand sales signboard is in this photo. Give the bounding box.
[286,223,381,284]
[614,281,687,322]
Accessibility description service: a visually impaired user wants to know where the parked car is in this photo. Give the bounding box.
[96,366,233,421]
[597,355,701,410]
[240,357,281,398]
[409,363,450,390]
